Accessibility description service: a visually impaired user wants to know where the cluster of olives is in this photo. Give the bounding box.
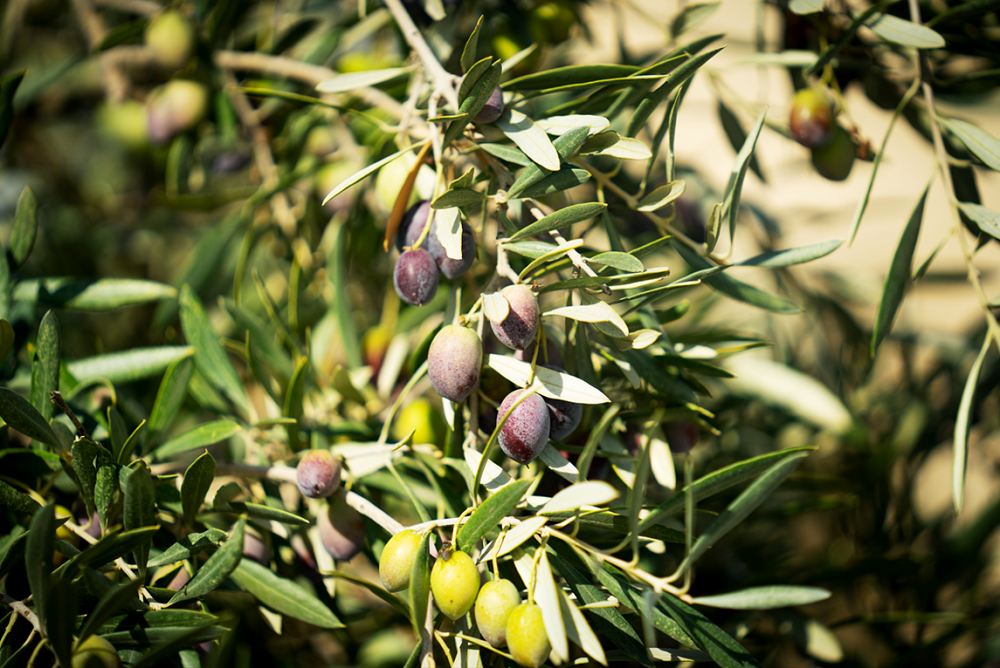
[788,87,856,181]
[393,200,476,306]
[379,530,551,667]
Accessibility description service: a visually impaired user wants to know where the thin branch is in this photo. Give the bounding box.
[381,0,459,110]
[1,595,41,634]
[93,0,159,15]
[69,0,130,103]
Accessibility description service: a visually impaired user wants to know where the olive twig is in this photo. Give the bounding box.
[382,0,459,111]
[1,595,41,634]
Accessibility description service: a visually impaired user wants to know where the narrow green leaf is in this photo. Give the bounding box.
[444,61,502,146]
[0,387,59,447]
[736,239,843,268]
[108,407,128,461]
[10,186,38,268]
[14,278,177,311]
[409,531,431,638]
[0,244,10,321]
[506,126,590,201]
[457,478,532,552]
[26,503,55,625]
[78,578,145,646]
[230,557,343,628]
[953,336,991,514]
[282,356,308,451]
[430,188,485,209]
[691,585,831,610]
[131,620,227,668]
[154,420,242,459]
[30,311,60,428]
[673,244,801,313]
[0,319,14,365]
[458,57,492,101]
[460,16,483,73]
[596,566,697,647]
[146,356,194,447]
[72,438,101,518]
[865,12,946,48]
[806,1,892,75]
[0,479,39,514]
[957,202,1000,240]
[180,286,251,417]
[504,64,640,91]
[169,516,245,605]
[326,572,410,619]
[671,1,720,37]
[871,185,929,356]
[224,299,294,380]
[478,143,531,166]
[321,141,429,206]
[147,528,228,568]
[67,346,194,384]
[588,251,644,272]
[315,67,411,94]
[657,590,763,668]
[625,48,724,137]
[328,223,362,368]
[225,501,309,525]
[509,203,607,242]
[640,446,817,532]
[497,108,561,171]
[519,167,591,199]
[678,453,808,571]
[0,70,24,151]
[94,447,117,531]
[637,181,686,212]
[181,451,215,529]
[721,110,767,248]
[123,463,156,575]
[46,576,77,668]
[705,203,723,252]
[718,100,765,183]
[535,549,568,661]
[0,528,27,579]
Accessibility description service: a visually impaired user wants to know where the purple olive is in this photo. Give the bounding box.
[394,248,439,306]
[491,284,539,351]
[545,398,582,442]
[497,390,550,464]
[296,449,342,498]
[474,86,505,124]
[428,325,482,403]
[318,497,365,561]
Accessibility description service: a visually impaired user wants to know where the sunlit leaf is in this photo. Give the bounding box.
[67,346,193,385]
[536,115,610,136]
[315,67,411,94]
[545,302,628,336]
[497,109,560,171]
[14,278,177,311]
[169,517,244,605]
[509,202,607,241]
[457,478,532,552]
[535,550,568,662]
[691,585,831,609]
[153,420,242,459]
[953,337,991,514]
[487,355,610,404]
[637,181,686,211]
[865,12,945,48]
[539,481,618,513]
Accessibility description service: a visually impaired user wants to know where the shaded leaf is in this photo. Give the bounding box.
[625,48,724,137]
[147,528,227,568]
[519,167,591,199]
[67,346,194,385]
[30,311,60,430]
[26,503,55,625]
[638,181,686,212]
[78,578,145,645]
[497,108,561,171]
[14,278,177,310]
[673,244,801,313]
[181,451,215,529]
[46,576,77,668]
[0,70,24,151]
[672,2,720,37]
[691,586,831,610]
[865,12,945,48]
[940,117,1000,172]
[10,186,37,268]
[657,589,763,668]
[0,387,59,447]
[789,0,824,13]
[444,60,502,146]
[954,337,991,514]
[169,517,244,605]
[231,558,342,627]
[457,478,532,552]
[146,355,195,442]
[123,463,156,575]
[957,202,1000,240]
[506,126,590,201]
[154,419,241,459]
[322,141,429,205]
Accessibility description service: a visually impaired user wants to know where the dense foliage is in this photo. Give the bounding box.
[1,1,998,667]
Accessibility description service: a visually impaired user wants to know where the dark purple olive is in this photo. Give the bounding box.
[545,398,582,442]
[318,497,365,561]
[663,420,699,453]
[394,248,439,306]
[296,449,342,499]
[497,390,550,464]
[491,285,539,351]
[474,86,505,124]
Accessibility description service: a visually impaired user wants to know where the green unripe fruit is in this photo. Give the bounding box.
[506,602,551,668]
[789,88,835,149]
[73,635,121,668]
[430,548,480,620]
[296,449,342,498]
[810,125,856,181]
[144,10,194,70]
[474,578,522,648]
[491,284,539,350]
[428,325,482,403]
[379,529,423,592]
[393,397,446,445]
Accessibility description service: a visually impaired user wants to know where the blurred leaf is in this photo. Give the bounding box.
[316,67,411,93]
[67,346,194,384]
[673,244,801,313]
[326,572,410,618]
[540,481,618,513]
[457,478,532,552]
[154,420,242,459]
[147,529,227,568]
[181,451,215,529]
[691,586,831,609]
[14,278,177,310]
[807,2,890,75]
[789,0,824,13]
[328,223,362,368]
[72,438,101,518]
[26,503,55,624]
[445,60,502,146]
[77,578,145,646]
[0,479,39,514]
[957,202,1000,240]
[10,186,37,268]
[0,319,13,365]
[657,589,763,668]
[487,355,610,404]
[672,2,720,37]
[29,311,60,443]
[460,17,483,73]
[537,115,611,136]
[871,185,928,355]
[506,126,590,200]
[705,203,723,252]
[322,141,429,205]
[408,530,431,638]
[736,239,843,268]
[146,355,195,443]
[638,181,686,211]
[718,101,765,184]
[224,300,293,380]
[504,64,640,91]
[865,12,945,48]
[953,337,991,514]
[625,48,723,137]
[123,463,156,576]
[536,550,569,662]
[168,517,244,605]
[232,557,343,627]
[738,50,820,66]
[497,108,561,171]
[283,356,308,450]
[180,286,251,417]
[509,203,607,241]
[46,576,77,668]
[0,387,59,447]
[225,501,309,525]
[0,70,24,151]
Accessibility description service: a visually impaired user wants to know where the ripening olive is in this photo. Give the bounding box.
[506,602,551,668]
[397,201,476,279]
[428,325,482,403]
[318,497,366,561]
[379,529,424,592]
[474,578,522,648]
[497,390,551,464]
[396,200,431,251]
[144,10,194,70]
[664,420,700,453]
[810,125,856,181]
[430,548,480,620]
[394,248,439,306]
[789,88,835,149]
[546,398,582,442]
[296,449,342,499]
[473,86,505,124]
[146,80,208,145]
[72,635,121,668]
[491,284,539,350]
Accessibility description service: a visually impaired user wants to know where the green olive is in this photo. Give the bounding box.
[810,125,856,181]
[379,529,423,592]
[72,635,121,668]
[430,548,480,620]
[506,602,551,668]
[474,578,522,648]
